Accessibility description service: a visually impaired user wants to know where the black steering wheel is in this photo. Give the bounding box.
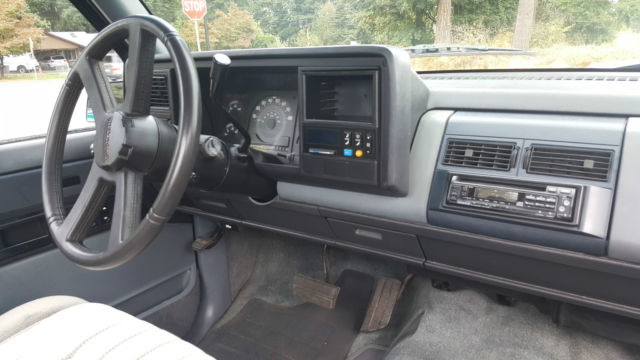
[42,16,201,270]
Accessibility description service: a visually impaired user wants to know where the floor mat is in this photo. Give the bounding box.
[200,270,374,360]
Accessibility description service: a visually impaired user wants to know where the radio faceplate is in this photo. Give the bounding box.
[446,176,580,224]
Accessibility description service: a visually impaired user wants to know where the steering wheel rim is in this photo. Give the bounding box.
[42,15,201,270]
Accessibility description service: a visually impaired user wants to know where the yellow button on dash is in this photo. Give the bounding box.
[355,149,363,157]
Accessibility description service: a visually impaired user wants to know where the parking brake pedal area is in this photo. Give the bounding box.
[293,274,341,309]
[361,277,402,332]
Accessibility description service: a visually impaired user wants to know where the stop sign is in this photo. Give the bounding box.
[182,0,207,20]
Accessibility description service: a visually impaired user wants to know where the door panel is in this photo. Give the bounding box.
[0,223,196,316]
[0,132,196,317]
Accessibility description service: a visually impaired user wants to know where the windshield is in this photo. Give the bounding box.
[145,0,640,72]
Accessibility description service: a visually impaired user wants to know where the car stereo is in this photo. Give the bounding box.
[446,176,580,223]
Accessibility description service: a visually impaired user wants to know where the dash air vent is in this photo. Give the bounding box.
[150,74,170,108]
[525,145,613,181]
[443,140,517,171]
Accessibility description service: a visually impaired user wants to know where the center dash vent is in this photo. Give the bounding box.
[443,140,517,171]
[150,74,170,108]
[525,145,613,181]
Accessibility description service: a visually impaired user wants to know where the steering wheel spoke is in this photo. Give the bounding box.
[107,169,144,251]
[55,163,112,244]
[122,24,157,116]
[76,58,116,125]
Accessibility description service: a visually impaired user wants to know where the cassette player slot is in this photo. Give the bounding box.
[445,176,580,224]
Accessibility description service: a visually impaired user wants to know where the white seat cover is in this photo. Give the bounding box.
[0,299,214,360]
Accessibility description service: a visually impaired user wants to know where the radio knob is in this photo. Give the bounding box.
[559,206,566,212]
[562,199,571,206]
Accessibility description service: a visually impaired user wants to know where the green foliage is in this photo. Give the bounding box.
[25,0,93,32]
[530,18,569,48]
[359,0,437,46]
[252,28,284,48]
[239,0,322,43]
[290,1,361,46]
[452,0,518,33]
[0,0,43,55]
[539,0,619,45]
[144,0,182,24]
[10,0,637,54]
[616,0,640,31]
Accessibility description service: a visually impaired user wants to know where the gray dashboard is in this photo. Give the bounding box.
[161,46,640,321]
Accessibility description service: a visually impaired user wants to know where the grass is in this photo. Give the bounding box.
[0,72,68,82]
[411,31,640,72]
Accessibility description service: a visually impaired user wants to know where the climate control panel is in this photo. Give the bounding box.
[304,127,376,159]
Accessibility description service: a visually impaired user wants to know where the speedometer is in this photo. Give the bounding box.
[250,96,294,145]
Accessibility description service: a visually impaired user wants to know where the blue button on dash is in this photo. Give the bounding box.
[343,149,353,157]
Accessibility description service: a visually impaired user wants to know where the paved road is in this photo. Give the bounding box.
[0,79,92,143]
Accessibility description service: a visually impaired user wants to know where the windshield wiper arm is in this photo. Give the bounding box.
[614,63,640,71]
[405,44,535,57]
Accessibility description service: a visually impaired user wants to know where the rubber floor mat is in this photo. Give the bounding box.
[200,270,374,360]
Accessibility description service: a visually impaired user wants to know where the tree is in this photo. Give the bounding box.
[513,0,538,50]
[538,0,618,45]
[452,0,519,32]
[0,0,43,78]
[615,0,640,32]
[360,0,438,46]
[291,1,360,47]
[238,0,322,44]
[435,0,452,43]
[25,0,93,32]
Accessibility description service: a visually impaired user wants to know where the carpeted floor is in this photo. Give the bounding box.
[197,229,640,360]
[384,276,640,360]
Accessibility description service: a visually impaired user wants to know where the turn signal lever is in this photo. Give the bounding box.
[209,53,251,153]
[195,135,276,200]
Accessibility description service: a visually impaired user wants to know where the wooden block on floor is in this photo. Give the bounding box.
[361,277,402,332]
[293,274,341,309]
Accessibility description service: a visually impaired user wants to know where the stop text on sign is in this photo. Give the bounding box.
[182,0,207,20]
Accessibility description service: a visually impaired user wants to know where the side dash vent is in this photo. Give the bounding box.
[150,74,170,108]
[443,140,517,171]
[525,145,613,181]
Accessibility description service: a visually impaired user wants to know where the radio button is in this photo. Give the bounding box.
[354,132,362,147]
[525,195,536,200]
[536,196,546,201]
[547,186,558,193]
[364,133,373,155]
[559,188,574,195]
[535,202,546,207]
[545,204,556,209]
[546,197,557,203]
[343,131,352,146]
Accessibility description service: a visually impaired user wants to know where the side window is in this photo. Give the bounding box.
[0,1,120,144]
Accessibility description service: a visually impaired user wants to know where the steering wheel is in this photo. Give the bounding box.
[42,16,201,270]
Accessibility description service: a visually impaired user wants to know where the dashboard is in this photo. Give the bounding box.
[152,46,640,323]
